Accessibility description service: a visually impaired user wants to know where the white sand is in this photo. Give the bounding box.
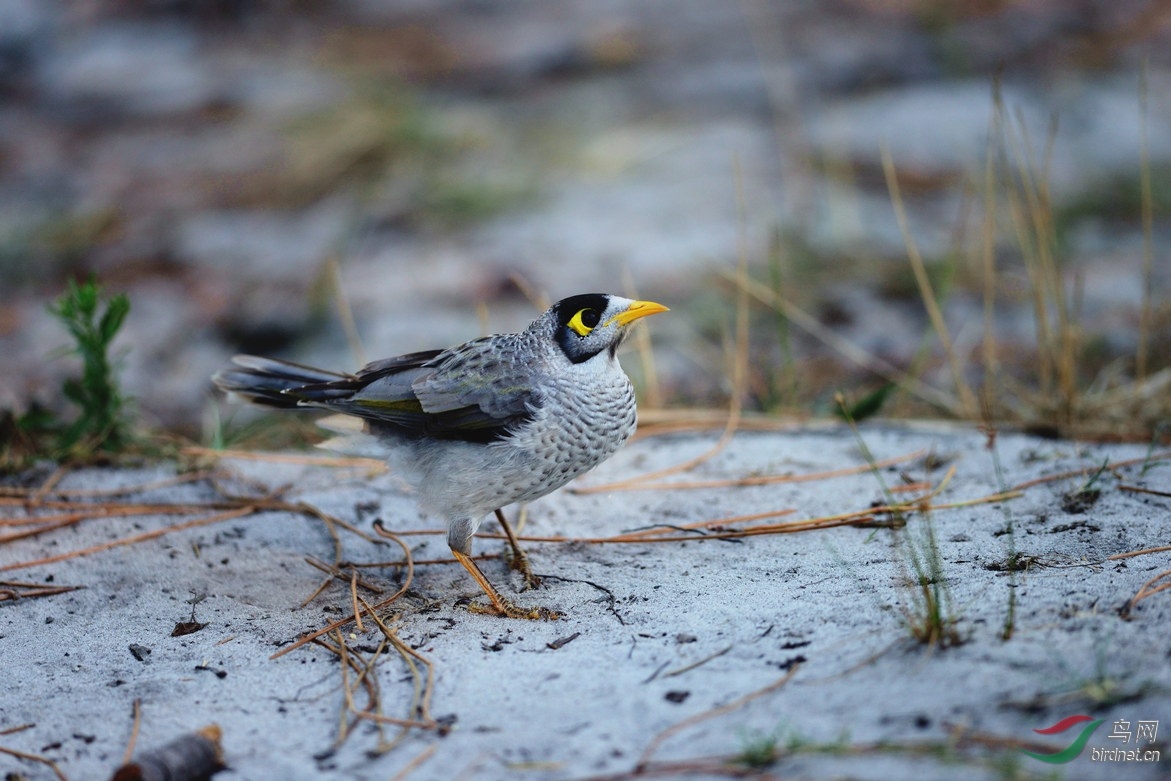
[1,422,1168,780]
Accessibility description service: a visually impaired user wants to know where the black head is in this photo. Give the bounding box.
[546,293,668,364]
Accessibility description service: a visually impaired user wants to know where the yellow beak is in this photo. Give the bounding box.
[605,300,669,328]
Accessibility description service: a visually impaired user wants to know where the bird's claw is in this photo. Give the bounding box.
[467,599,559,620]
[505,549,542,590]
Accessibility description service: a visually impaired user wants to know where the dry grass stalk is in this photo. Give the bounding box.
[1008,451,1170,492]
[315,631,383,747]
[179,446,388,474]
[328,256,368,368]
[663,644,733,677]
[945,721,1099,757]
[507,271,550,312]
[299,555,386,618]
[259,485,1047,677]
[0,497,230,513]
[725,271,964,415]
[311,605,438,756]
[617,513,795,538]
[623,266,663,409]
[1108,544,1171,560]
[286,498,383,548]
[0,466,480,605]
[350,568,366,632]
[882,146,979,419]
[122,700,142,766]
[634,407,801,432]
[365,479,1015,550]
[0,503,229,545]
[1001,105,1073,411]
[0,745,71,781]
[388,743,439,781]
[574,756,772,780]
[695,81,1167,440]
[1137,63,1155,381]
[980,99,1001,419]
[304,555,385,594]
[0,514,92,542]
[577,720,1063,781]
[361,598,437,727]
[469,512,859,546]
[0,506,258,572]
[63,472,214,499]
[1117,484,1171,499]
[271,521,415,660]
[0,580,83,602]
[30,464,71,503]
[298,576,334,609]
[1120,569,1171,618]
[0,470,218,500]
[344,553,500,568]
[577,448,925,494]
[974,91,1168,439]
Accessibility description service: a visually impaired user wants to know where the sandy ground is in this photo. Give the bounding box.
[1,422,1169,781]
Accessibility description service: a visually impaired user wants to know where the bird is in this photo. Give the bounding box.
[213,293,668,619]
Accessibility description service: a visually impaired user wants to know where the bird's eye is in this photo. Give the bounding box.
[567,308,601,336]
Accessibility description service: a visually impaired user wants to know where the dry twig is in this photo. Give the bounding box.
[576,449,925,493]
[1120,569,1171,618]
[0,745,70,781]
[122,699,142,766]
[0,506,258,572]
[0,580,83,602]
[1108,544,1171,560]
[271,521,414,660]
[388,743,439,781]
[180,446,386,474]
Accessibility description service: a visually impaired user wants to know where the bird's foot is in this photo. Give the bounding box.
[466,598,559,621]
[504,547,542,590]
[451,547,557,619]
[495,508,541,590]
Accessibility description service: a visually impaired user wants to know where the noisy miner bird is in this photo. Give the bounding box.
[213,293,668,619]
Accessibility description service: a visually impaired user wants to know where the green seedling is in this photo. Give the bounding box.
[1060,457,1108,513]
[765,226,799,411]
[838,395,964,648]
[44,277,131,455]
[836,382,896,423]
[984,431,1019,640]
[735,728,780,768]
[1140,422,1169,475]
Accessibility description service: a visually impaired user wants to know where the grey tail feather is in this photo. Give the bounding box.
[212,355,352,409]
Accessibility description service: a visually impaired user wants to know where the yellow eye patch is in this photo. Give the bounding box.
[567,308,601,336]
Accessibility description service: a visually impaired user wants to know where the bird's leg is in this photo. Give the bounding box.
[451,550,558,620]
[494,508,540,590]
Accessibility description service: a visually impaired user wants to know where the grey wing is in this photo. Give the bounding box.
[411,335,537,419]
[303,338,538,443]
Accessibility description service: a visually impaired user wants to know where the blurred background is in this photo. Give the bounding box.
[1,0,1168,448]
